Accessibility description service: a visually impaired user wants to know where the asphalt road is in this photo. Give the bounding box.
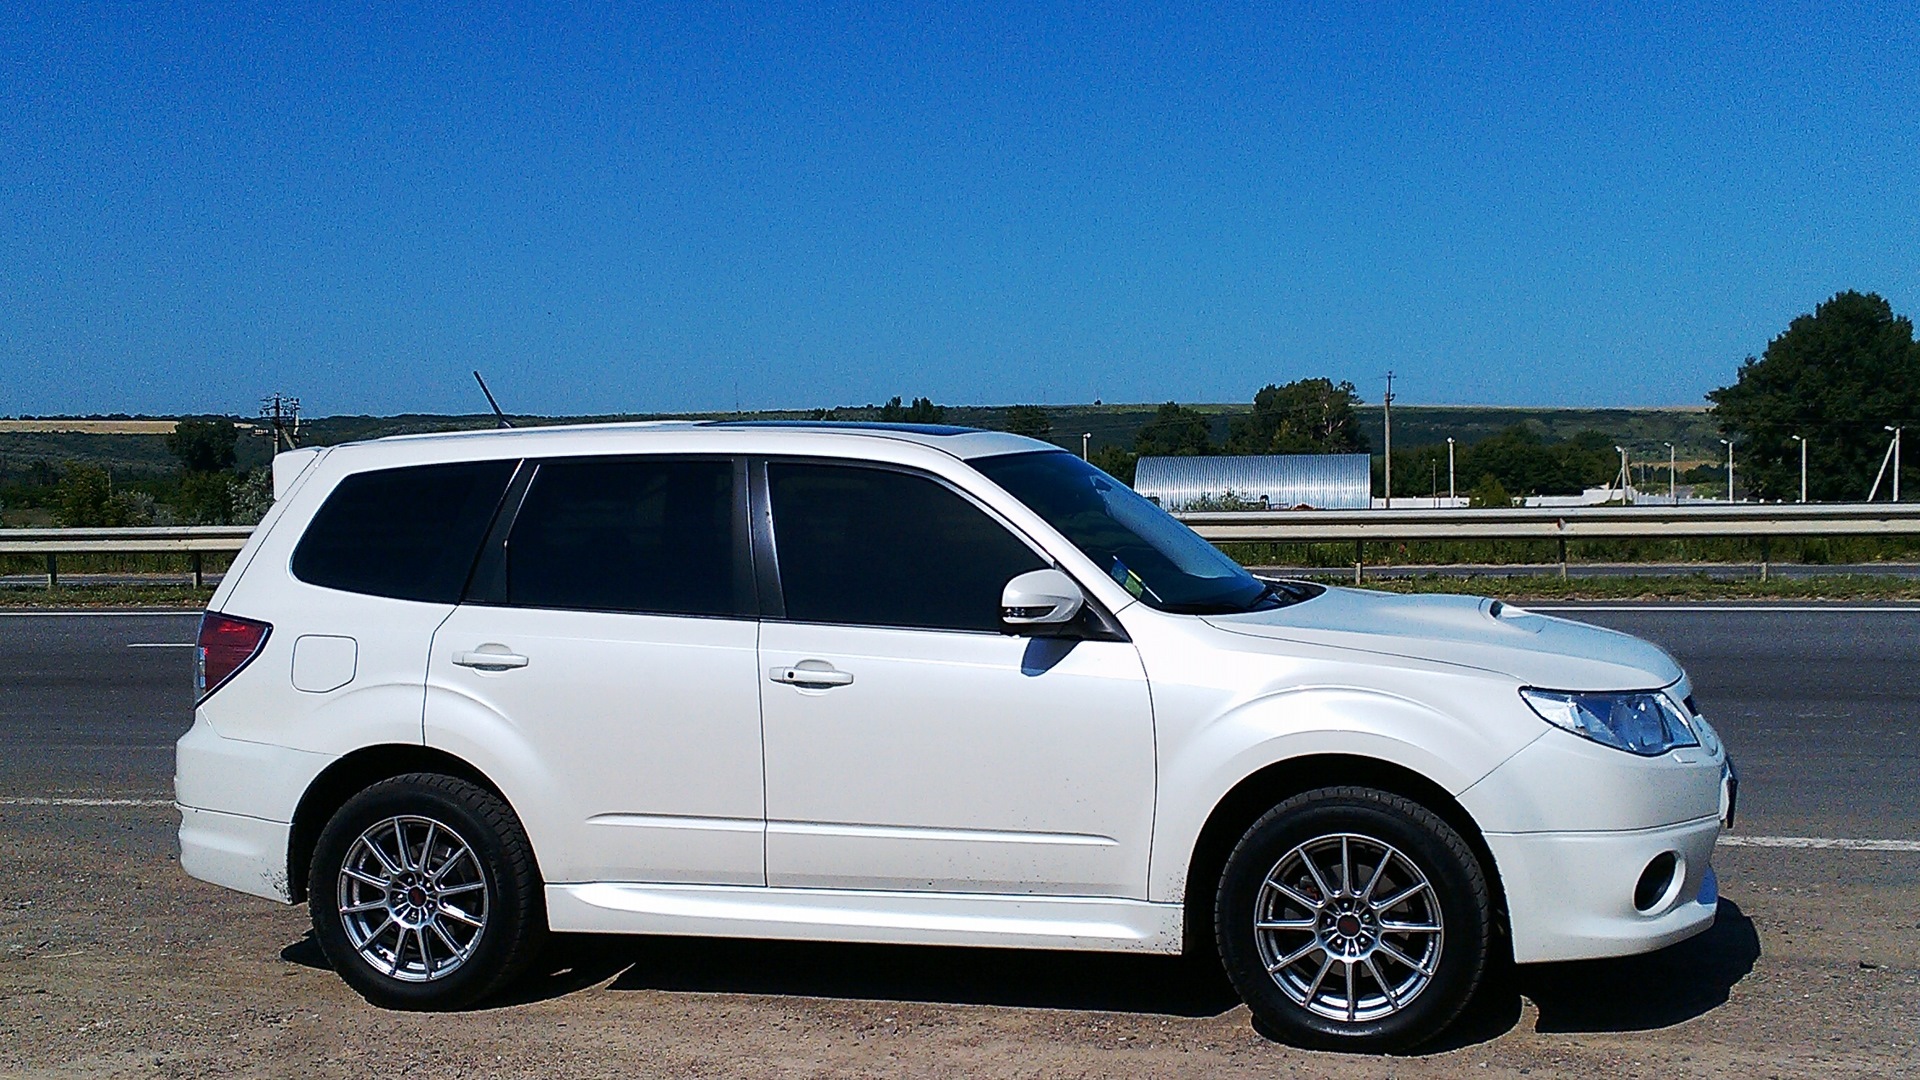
[3,605,1916,840]
[1,606,1916,1077]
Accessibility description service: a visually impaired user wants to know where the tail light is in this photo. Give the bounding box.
[196,612,272,701]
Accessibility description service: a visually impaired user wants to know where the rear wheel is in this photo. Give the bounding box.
[1214,786,1490,1052]
[309,773,545,1009]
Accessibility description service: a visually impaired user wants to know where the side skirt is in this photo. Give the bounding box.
[546,882,1185,954]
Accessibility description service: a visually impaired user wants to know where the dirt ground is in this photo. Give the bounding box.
[1,804,1915,1079]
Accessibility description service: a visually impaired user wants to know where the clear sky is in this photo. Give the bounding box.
[4,2,1917,417]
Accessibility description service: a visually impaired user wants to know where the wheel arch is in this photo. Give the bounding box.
[286,744,517,903]
[1178,754,1510,958]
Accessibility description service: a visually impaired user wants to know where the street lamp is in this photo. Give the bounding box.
[1889,426,1902,503]
[1614,446,1629,504]
[1081,432,1091,460]
[1445,437,1456,506]
[1663,442,1676,504]
[1790,435,1807,503]
[1719,438,1735,503]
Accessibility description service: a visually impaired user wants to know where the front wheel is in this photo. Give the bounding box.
[309,773,545,1009]
[1214,786,1491,1052]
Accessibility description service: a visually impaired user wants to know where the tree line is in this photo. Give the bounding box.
[1,419,271,527]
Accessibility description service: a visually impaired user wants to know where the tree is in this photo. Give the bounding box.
[230,469,274,525]
[1225,379,1369,454]
[1001,405,1052,440]
[1451,425,1612,496]
[165,418,240,473]
[54,464,150,526]
[1133,402,1214,457]
[177,471,236,525]
[878,396,946,424]
[1089,445,1139,485]
[1708,291,1920,501]
[1467,475,1514,508]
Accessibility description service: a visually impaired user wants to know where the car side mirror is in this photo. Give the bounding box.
[1000,569,1086,630]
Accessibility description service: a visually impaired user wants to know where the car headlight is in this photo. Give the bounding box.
[1520,689,1701,756]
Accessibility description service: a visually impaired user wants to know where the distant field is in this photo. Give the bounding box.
[0,419,181,434]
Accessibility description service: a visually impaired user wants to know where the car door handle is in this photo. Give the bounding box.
[453,650,530,670]
[769,665,853,687]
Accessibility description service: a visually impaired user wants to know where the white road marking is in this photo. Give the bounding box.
[127,642,194,648]
[1544,604,1920,613]
[1719,835,1920,853]
[0,797,174,807]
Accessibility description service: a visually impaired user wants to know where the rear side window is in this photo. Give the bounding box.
[768,463,1046,632]
[504,458,747,617]
[292,460,516,603]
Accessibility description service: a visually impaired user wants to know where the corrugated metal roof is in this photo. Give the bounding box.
[1134,453,1372,510]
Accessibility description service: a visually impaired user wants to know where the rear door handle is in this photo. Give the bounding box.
[769,665,853,687]
[453,650,530,670]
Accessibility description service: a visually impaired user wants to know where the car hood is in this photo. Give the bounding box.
[1203,586,1682,691]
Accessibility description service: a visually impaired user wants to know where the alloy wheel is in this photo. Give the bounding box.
[1253,831,1445,1023]
[335,814,490,983]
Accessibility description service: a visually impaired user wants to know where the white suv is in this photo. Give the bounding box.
[176,421,1734,1051]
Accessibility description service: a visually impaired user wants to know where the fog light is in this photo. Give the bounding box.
[1634,851,1679,913]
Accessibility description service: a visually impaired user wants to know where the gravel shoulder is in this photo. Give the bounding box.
[1,805,1914,1079]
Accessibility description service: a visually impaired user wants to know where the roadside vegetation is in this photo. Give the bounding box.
[1305,573,1920,602]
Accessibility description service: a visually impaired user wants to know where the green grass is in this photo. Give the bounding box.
[0,583,213,609]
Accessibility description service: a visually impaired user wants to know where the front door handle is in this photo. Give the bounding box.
[769,665,854,687]
[453,649,530,670]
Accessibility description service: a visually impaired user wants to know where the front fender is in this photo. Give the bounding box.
[1147,685,1541,904]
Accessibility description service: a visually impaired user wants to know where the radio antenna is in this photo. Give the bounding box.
[472,371,512,429]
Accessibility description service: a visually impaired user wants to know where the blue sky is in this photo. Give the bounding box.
[4,2,1917,416]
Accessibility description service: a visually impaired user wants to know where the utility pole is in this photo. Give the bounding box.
[259,394,302,451]
[1613,446,1630,504]
[1791,435,1807,503]
[1430,461,1438,508]
[1381,371,1394,509]
[1663,443,1676,504]
[1446,437,1456,506]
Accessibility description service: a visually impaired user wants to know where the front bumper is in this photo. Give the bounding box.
[1486,814,1720,964]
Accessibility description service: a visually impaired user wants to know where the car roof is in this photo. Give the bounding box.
[337,419,1056,462]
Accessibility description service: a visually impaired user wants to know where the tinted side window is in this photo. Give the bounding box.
[506,458,745,617]
[769,463,1046,632]
[292,460,516,603]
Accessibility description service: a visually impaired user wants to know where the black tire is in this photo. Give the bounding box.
[309,773,545,1010]
[1214,786,1490,1053]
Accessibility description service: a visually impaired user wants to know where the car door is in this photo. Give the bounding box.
[756,459,1157,898]
[425,456,766,886]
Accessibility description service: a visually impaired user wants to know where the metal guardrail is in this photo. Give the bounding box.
[1174,502,1920,580]
[0,526,253,588]
[4,504,1920,587]
[1175,502,1920,540]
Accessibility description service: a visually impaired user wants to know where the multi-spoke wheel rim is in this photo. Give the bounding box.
[336,815,489,983]
[1254,832,1444,1023]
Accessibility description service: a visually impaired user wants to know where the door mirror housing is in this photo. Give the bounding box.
[1000,569,1086,630]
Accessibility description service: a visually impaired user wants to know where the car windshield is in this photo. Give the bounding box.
[973,450,1311,615]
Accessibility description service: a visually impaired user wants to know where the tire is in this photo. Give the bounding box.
[1214,786,1490,1053]
[309,773,546,1010]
